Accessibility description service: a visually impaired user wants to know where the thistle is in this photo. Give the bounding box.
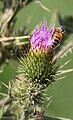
[9,20,63,120]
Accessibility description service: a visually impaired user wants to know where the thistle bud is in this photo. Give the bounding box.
[9,20,60,119]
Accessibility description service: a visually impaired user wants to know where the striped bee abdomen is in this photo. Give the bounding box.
[52,27,64,48]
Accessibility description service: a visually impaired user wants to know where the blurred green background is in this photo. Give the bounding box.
[0,0,73,119]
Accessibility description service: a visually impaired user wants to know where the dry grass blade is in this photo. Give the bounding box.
[56,69,73,75]
[0,35,30,42]
[0,9,14,35]
[0,97,12,107]
[35,0,51,12]
[53,40,73,61]
[60,60,71,69]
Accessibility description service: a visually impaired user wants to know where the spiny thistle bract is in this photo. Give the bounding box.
[18,50,58,87]
[9,20,62,120]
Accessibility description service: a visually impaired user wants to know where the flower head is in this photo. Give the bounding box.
[30,20,54,50]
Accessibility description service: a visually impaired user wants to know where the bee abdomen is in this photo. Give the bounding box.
[52,40,60,48]
[52,27,64,48]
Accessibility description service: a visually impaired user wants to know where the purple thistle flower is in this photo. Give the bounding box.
[30,20,55,51]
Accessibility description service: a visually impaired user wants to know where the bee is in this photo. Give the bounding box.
[52,27,64,48]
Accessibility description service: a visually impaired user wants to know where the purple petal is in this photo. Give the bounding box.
[30,20,55,50]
